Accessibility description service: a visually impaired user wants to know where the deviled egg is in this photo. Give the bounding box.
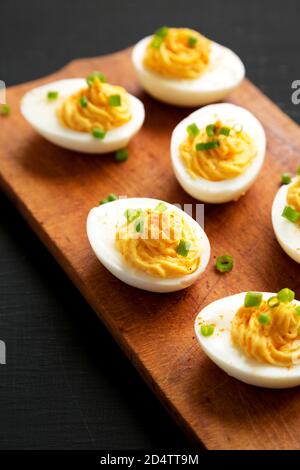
[132,27,245,107]
[21,72,145,153]
[272,175,300,263]
[171,103,266,203]
[195,289,300,388]
[87,197,210,292]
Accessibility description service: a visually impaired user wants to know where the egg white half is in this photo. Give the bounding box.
[171,103,266,203]
[21,79,145,154]
[132,36,245,107]
[87,197,210,292]
[272,177,300,263]
[195,292,300,388]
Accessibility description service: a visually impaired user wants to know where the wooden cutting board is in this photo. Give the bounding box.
[1,47,300,450]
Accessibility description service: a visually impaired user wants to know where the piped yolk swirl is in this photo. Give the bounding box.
[180,121,257,181]
[231,301,300,367]
[287,177,300,221]
[57,77,131,133]
[143,28,210,79]
[115,209,201,278]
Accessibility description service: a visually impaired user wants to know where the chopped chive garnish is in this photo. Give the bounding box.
[134,217,144,233]
[281,173,291,185]
[297,165,300,176]
[219,126,231,136]
[277,288,295,303]
[206,124,216,137]
[151,26,168,48]
[47,91,59,101]
[186,122,200,137]
[92,128,106,139]
[79,96,88,108]
[282,205,300,224]
[99,193,117,205]
[124,208,142,223]
[154,26,169,38]
[188,36,197,47]
[176,239,191,257]
[155,202,167,212]
[201,324,215,337]
[295,306,300,316]
[195,141,220,151]
[107,193,118,202]
[86,71,106,86]
[215,255,234,273]
[244,292,263,308]
[258,313,270,325]
[267,296,280,308]
[115,148,128,162]
[0,104,10,116]
[109,94,121,107]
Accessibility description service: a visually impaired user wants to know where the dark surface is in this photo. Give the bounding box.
[0,0,300,450]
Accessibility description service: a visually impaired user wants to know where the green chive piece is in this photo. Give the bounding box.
[176,239,191,257]
[282,205,300,224]
[188,36,197,47]
[124,208,142,223]
[244,292,263,308]
[219,126,231,136]
[195,141,220,151]
[99,198,108,205]
[277,288,295,303]
[281,173,292,185]
[107,193,118,202]
[297,165,300,176]
[115,148,128,162]
[92,128,106,139]
[0,104,10,116]
[267,296,280,308]
[47,91,59,101]
[151,26,168,48]
[295,306,300,316]
[201,324,215,337]
[134,217,144,233]
[86,71,106,86]
[99,194,117,205]
[206,124,216,137]
[258,313,271,325]
[155,26,169,38]
[154,202,167,212]
[79,96,88,108]
[186,122,200,137]
[215,255,234,273]
[109,94,121,107]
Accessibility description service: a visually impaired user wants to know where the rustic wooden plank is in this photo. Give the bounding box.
[0,47,299,450]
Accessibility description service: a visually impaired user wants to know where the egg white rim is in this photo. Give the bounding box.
[272,177,300,262]
[132,36,245,94]
[87,197,211,292]
[195,292,300,388]
[21,78,145,150]
[171,103,266,202]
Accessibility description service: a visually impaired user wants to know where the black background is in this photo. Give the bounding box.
[1,0,300,450]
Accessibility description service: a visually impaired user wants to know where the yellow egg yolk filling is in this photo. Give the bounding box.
[57,77,131,133]
[180,120,257,181]
[231,300,300,367]
[287,177,300,222]
[143,27,210,79]
[115,208,201,278]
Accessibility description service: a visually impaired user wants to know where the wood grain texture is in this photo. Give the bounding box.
[1,47,300,450]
